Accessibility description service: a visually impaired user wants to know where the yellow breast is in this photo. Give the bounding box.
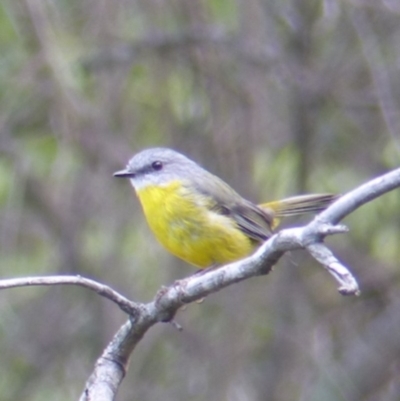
[135,181,254,268]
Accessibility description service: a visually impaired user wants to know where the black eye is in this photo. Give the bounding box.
[151,161,163,171]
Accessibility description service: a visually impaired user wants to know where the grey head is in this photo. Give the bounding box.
[113,148,203,190]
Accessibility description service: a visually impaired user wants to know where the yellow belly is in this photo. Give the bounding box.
[135,181,254,268]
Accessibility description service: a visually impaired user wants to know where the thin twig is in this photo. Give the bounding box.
[307,243,360,295]
[0,275,142,316]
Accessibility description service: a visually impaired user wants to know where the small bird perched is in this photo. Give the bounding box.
[114,148,336,268]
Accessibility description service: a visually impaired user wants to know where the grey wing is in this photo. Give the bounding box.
[188,168,273,242]
[227,201,273,242]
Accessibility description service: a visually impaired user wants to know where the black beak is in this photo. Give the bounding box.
[113,168,134,178]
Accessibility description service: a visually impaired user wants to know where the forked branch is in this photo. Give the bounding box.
[79,166,400,401]
[0,168,399,401]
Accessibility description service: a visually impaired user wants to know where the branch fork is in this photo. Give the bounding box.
[2,167,400,400]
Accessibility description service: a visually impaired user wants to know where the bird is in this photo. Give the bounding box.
[114,148,336,269]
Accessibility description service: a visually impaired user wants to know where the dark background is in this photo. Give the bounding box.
[1,0,400,400]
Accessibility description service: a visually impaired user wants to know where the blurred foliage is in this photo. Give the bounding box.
[1,0,400,400]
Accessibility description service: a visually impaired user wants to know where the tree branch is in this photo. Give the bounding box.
[1,168,399,400]
[311,166,400,224]
[79,167,400,400]
[0,276,142,316]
